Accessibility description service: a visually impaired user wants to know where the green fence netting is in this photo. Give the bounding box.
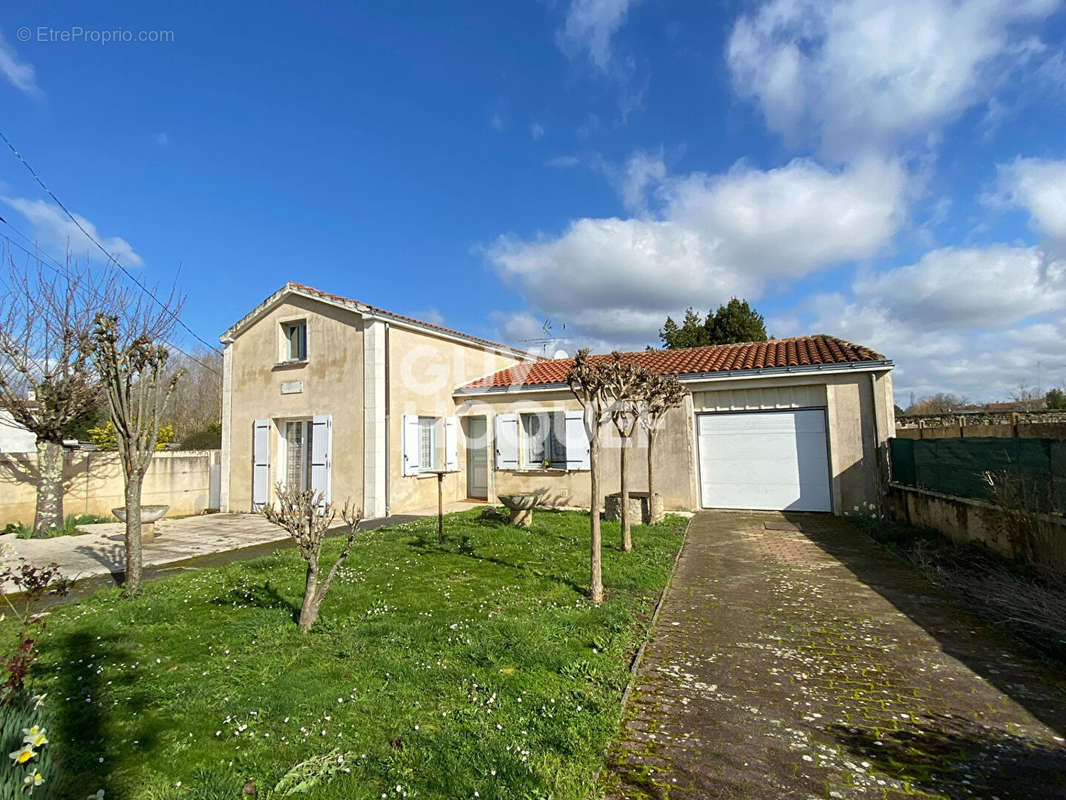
[889,436,1066,513]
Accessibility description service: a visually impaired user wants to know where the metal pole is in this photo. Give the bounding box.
[437,470,444,543]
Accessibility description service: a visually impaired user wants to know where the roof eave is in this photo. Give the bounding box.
[452,359,894,396]
[220,283,536,360]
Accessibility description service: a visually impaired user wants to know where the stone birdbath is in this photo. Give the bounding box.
[497,494,538,528]
[112,504,169,543]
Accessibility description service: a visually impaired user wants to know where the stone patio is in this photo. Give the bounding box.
[601,510,1066,799]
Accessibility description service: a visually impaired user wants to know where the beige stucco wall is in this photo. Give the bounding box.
[464,369,894,515]
[0,450,219,525]
[454,390,699,512]
[225,295,366,512]
[387,325,528,514]
[691,371,893,512]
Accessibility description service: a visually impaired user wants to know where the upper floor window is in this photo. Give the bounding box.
[282,320,307,362]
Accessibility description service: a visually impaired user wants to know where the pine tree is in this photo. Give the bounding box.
[705,298,767,345]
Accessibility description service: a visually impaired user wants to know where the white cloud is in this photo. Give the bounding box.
[485,156,906,346]
[2,196,144,267]
[777,244,1066,403]
[727,0,1060,156]
[991,157,1066,243]
[619,150,666,213]
[530,122,545,141]
[0,29,40,97]
[854,245,1066,328]
[556,0,632,74]
[545,155,580,168]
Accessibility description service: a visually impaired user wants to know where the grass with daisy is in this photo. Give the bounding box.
[2,509,686,799]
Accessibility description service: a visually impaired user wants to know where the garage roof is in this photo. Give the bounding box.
[457,335,887,392]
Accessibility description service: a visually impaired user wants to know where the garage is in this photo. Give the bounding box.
[697,409,832,512]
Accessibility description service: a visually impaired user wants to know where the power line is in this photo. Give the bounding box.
[0,129,222,356]
[0,229,221,377]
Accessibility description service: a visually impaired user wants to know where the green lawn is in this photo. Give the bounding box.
[15,509,686,799]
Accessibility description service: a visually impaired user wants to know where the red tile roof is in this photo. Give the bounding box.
[459,335,887,391]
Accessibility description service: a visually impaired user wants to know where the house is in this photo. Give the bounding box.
[220,283,895,518]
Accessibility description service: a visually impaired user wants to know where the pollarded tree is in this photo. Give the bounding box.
[90,310,183,596]
[640,373,688,525]
[567,349,617,604]
[0,252,122,536]
[263,484,362,632]
[606,354,652,552]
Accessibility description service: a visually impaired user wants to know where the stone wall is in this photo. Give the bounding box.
[0,450,220,526]
[886,482,1066,574]
[896,410,1066,440]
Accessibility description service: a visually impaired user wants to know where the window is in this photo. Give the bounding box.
[419,417,438,472]
[521,412,566,469]
[284,420,313,491]
[281,320,307,362]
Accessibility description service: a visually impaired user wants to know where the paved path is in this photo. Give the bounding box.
[1,501,483,594]
[602,511,1066,800]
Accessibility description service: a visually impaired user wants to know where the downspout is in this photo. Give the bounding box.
[384,321,391,518]
[870,371,887,509]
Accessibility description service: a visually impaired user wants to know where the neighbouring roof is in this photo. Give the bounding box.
[457,335,889,393]
[220,282,538,361]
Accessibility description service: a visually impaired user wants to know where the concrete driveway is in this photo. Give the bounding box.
[602,510,1066,799]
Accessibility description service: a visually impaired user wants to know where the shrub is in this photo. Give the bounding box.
[179,423,221,450]
[3,515,108,540]
[87,420,173,451]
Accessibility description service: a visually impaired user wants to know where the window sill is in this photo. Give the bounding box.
[513,467,571,474]
[273,360,308,371]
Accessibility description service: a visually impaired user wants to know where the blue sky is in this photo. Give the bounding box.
[2,1,1066,405]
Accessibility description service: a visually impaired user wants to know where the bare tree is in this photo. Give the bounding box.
[263,484,362,632]
[165,349,222,442]
[567,349,616,604]
[0,251,121,536]
[640,373,688,525]
[606,354,651,552]
[89,309,182,596]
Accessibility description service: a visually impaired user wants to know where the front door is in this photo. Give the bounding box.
[465,417,488,500]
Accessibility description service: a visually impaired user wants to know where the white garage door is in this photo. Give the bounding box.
[697,409,832,512]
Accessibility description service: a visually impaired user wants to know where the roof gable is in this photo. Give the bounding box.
[220,282,537,361]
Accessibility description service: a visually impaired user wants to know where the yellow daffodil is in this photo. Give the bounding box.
[22,726,48,747]
[9,745,36,764]
[22,772,44,787]
[31,693,46,709]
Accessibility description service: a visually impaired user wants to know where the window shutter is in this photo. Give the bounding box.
[565,409,590,471]
[311,415,332,504]
[444,417,458,472]
[402,414,421,476]
[495,413,518,470]
[252,419,270,510]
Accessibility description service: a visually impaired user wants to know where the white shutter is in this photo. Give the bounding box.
[495,413,518,470]
[252,419,270,511]
[311,414,332,504]
[402,414,421,476]
[565,409,590,471]
[444,417,458,472]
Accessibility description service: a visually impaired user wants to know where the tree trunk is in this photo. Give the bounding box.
[647,429,662,525]
[123,471,144,596]
[588,438,604,604]
[620,440,632,552]
[32,440,65,537]
[298,560,320,633]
